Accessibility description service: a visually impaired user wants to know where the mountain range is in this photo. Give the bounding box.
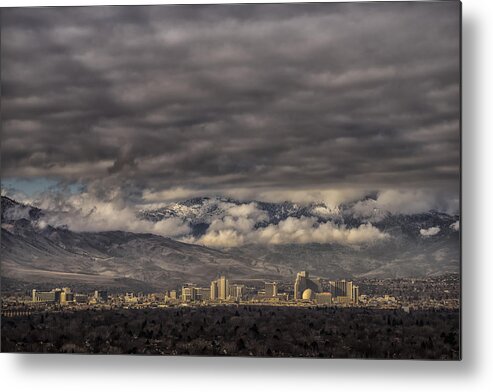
[1,195,460,291]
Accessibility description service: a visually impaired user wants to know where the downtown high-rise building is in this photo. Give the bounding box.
[182,285,210,302]
[181,284,196,302]
[210,275,229,300]
[218,275,229,300]
[195,287,211,302]
[210,280,219,300]
[328,280,360,304]
[294,271,308,300]
[352,285,360,304]
[294,271,321,300]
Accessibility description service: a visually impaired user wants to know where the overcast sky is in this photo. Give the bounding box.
[1,2,460,214]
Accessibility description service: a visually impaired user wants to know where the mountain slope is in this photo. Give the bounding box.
[1,195,460,290]
[1,197,287,289]
[1,225,288,289]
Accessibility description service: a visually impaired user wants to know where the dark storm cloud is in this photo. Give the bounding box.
[1,2,460,208]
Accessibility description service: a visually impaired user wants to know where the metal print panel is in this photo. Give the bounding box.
[0,1,461,359]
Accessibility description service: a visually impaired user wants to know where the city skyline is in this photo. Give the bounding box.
[11,271,459,311]
[26,270,359,304]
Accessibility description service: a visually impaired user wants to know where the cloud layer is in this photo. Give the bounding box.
[420,227,441,237]
[1,2,460,213]
[450,221,460,231]
[194,216,389,248]
[31,182,191,237]
[352,189,459,217]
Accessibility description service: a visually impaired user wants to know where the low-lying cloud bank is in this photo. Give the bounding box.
[19,184,191,238]
[420,227,441,237]
[140,187,459,215]
[192,217,389,248]
[180,202,389,247]
[352,189,459,219]
[3,187,391,248]
[3,183,463,248]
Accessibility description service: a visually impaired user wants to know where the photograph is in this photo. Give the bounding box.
[1,1,461,360]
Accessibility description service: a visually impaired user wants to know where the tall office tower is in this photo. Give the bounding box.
[265,282,278,297]
[32,289,37,302]
[346,281,353,301]
[352,285,359,304]
[210,280,219,300]
[335,280,347,297]
[294,271,308,300]
[218,275,229,300]
[60,291,68,304]
[181,287,192,302]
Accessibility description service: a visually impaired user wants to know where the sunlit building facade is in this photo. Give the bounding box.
[265,282,278,297]
[294,271,321,300]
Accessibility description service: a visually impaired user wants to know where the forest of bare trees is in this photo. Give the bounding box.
[1,306,459,359]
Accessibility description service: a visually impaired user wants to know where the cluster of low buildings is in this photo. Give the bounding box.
[31,287,108,305]
[167,277,287,304]
[293,271,359,305]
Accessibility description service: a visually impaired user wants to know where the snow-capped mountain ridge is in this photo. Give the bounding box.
[0,195,460,288]
[137,195,459,238]
[139,196,342,226]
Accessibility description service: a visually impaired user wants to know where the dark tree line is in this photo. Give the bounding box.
[1,306,459,359]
